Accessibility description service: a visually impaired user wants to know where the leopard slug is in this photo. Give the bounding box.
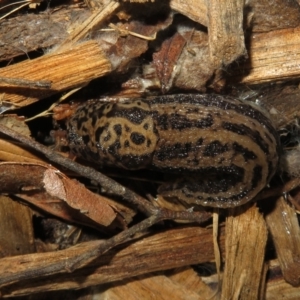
[66,94,280,208]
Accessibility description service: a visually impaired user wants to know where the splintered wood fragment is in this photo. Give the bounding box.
[266,278,300,300]
[0,116,44,163]
[101,274,202,300]
[265,196,300,286]
[231,27,300,84]
[0,40,111,106]
[58,0,120,49]
[0,195,35,258]
[0,139,43,164]
[207,0,247,67]
[266,260,300,299]
[221,204,268,300]
[0,226,225,297]
[170,0,207,26]
[168,267,216,298]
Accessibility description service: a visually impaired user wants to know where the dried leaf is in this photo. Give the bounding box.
[0,116,43,163]
[43,169,67,200]
[43,169,117,227]
[153,32,186,93]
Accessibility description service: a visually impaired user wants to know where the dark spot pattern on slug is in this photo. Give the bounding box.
[103,132,111,142]
[113,124,122,136]
[153,113,213,131]
[130,132,146,145]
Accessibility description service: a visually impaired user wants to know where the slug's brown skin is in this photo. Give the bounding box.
[67,94,280,208]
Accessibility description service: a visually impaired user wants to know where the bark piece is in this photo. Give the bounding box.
[221,204,268,300]
[265,196,300,286]
[207,0,247,67]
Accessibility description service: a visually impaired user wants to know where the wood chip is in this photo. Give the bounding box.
[0,195,35,258]
[207,0,247,67]
[221,204,268,299]
[265,196,300,286]
[230,27,300,84]
[0,40,111,106]
[170,0,207,26]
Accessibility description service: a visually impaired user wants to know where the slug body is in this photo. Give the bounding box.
[67,94,280,208]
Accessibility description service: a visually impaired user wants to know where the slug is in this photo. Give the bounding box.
[66,94,280,208]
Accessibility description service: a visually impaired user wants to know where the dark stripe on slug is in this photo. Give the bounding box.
[107,107,150,124]
[251,165,263,190]
[153,112,213,131]
[232,142,257,161]
[222,122,270,154]
[203,141,229,157]
[267,160,275,181]
[204,189,249,205]
[155,142,193,162]
[158,164,247,206]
